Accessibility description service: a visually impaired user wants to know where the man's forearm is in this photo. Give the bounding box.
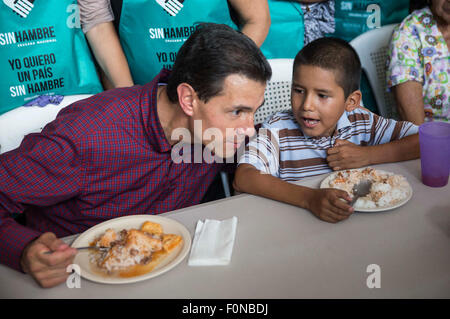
[0,215,41,272]
[367,134,420,165]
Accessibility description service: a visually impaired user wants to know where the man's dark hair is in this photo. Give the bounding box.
[166,23,272,103]
[293,37,361,98]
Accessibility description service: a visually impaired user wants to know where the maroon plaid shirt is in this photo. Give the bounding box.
[0,69,228,272]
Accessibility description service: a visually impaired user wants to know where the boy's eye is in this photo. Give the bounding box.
[231,109,242,116]
[294,88,304,94]
[318,94,328,99]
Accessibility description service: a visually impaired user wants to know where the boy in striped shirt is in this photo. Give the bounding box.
[234,37,419,223]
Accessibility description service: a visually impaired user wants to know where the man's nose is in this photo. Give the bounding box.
[236,126,255,138]
[245,126,256,138]
[246,116,256,137]
[236,118,256,138]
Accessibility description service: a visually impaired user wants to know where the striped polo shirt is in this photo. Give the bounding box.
[239,108,418,181]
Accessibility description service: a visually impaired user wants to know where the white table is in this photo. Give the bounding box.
[0,159,449,298]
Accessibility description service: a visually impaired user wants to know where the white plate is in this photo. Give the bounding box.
[71,215,191,284]
[320,168,413,212]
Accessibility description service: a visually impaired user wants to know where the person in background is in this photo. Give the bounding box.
[297,0,335,45]
[78,0,271,90]
[387,0,450,124]
[78,0,133,89]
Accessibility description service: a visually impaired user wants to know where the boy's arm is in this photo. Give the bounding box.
[326,134,420,170]
[233,164,354,223]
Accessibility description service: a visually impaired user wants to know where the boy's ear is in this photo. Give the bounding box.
[345,90,362,112]
[177,83,196,117]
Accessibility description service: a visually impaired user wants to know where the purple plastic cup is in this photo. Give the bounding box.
[418,122,450,187]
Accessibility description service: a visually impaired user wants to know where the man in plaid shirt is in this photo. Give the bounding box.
[0,23,271,287]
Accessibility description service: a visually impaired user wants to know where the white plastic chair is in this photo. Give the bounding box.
[254,58,294,125]
[0,95,93,154]
[350,24,399,119]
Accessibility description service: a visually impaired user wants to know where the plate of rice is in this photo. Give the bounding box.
[320,167,413,212]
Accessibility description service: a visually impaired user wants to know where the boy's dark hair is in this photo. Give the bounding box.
[167,23,272,103]
[294,37,361,98]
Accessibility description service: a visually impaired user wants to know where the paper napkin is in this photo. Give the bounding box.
[188,216,238,266]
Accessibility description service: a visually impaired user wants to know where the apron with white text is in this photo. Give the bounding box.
[119,0,237,84]
[0,0,102,114]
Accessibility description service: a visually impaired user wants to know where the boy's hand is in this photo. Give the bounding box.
[326,139,371,170]
[306,188,354,223]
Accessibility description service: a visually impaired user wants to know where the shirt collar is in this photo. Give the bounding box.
[144,68,172,153]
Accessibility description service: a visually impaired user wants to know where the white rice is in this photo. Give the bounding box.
[328,167,410,209]
[355,197,377,209]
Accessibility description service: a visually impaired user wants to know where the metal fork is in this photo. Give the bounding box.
[155,0,183,17]
[43,246,109,255]
[3,0,34,18]
[350,179,372,206]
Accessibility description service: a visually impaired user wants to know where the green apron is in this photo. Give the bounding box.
[119,0,238,85]
[0,0,102,115]
[261,0,304,59]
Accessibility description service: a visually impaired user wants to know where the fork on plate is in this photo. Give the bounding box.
[43,246,109,255]
[3,0,34,18]
[155,0,184,17]
[350,179,372,206]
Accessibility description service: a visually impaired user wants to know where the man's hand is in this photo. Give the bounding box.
[20,232,78,288]
[306,188,354,223]
[326,139,371,170]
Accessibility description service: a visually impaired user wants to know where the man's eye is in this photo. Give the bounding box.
[319,94,328,99]
[232,110,242,116]
[294,88,304,94]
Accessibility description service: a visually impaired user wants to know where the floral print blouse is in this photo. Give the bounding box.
[387,7,449,122]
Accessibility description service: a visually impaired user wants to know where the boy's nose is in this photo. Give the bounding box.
[302,95,316,112]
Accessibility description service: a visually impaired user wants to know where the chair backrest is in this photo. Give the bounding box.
[350,24,399,118]
[0,94,92,154]
[254,58,294,125]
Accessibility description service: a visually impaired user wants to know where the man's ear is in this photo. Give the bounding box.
[177,83,196,116]
[345,90,362,112]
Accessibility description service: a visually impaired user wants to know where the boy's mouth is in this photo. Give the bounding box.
[301,117,320,128]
